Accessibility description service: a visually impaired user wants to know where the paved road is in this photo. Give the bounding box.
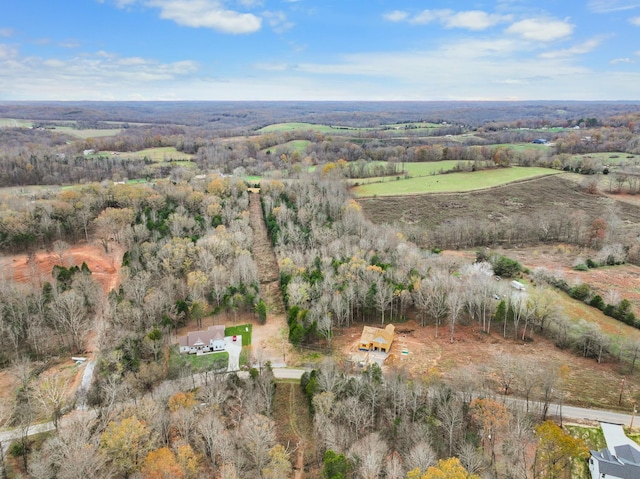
[1,422,56,457]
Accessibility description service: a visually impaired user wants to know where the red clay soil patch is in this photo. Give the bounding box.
[0,242,123,294]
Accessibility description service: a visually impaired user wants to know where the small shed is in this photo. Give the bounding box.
[510,280,526,291]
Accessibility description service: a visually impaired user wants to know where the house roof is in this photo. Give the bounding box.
[178,325,225,348]
[360,324,395,347]
[591,423,640,479]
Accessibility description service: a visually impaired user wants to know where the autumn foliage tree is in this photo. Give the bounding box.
[141,447,183,479]
[408,457,481,479]
[100,416,153,478]
[533,420,588,479]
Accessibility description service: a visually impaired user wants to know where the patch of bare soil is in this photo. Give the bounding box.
[0,241,123,403]
[332,319,640,411]
[0,241,124,295]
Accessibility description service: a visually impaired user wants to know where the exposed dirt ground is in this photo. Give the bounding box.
[0,241,123,295]
[0,241,123,405]
[332,319,640,410]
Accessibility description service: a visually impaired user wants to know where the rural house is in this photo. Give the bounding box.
[589,422,640,479]
[359,324,395,353]
[178,325,226,354]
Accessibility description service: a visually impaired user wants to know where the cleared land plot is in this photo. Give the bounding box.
[263,139,311,154]
[0,118,33,128]
[257,122,369,133]
[332,318,640,410]
[357,174,640,232]
[106,146,193,161]
[352,167,560,197]
[347,161,463,185]
[52,126,122,138]
[494,142,552,151]
[504,246,640,324]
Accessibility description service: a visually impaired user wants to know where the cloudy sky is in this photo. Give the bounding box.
[2,0,640,101]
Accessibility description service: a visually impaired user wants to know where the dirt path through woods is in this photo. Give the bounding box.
[248,192,293,365]
[249,192,285,315]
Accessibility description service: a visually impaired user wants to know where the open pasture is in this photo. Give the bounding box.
[352,166,559,196]
[52,125,122,138]
[111,146,194,162]
[257,122,369,133]
[263,139,311,154]
[0,118,33,128]
[357,173,640,234]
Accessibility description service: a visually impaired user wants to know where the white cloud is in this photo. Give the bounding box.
[383,10,409,22]
[589,0,640,12]
[236,0,263,7]
[539,37,603,58]
[384,9,509,31]
[263,10,294,33]
[630,16,640,24]
[0,29,14,38]
[611,57,634,63]
[410,9,452,25]
[0,44,18,59]
[506,18,574,42]
[442,11,511,30]
[117,0,263,34]
[254,62,291,71]
[150,0,261,33]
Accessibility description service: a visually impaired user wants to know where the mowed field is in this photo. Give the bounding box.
[352,166,560,196]
[257,122,367,133]
[358,173,640,230]
[105,147,194,163]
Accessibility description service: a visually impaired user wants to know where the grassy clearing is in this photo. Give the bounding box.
[257,122,367,133]
[493,143,551,151]
[115,147,194,161]
[382,122,442,129]
[565,425,605,450]
[263,139,311,154]
[182,351,229,369]
[225,324,252,346]
[53,126,122,138]
[353,167,560,197]
[0,118,33,128]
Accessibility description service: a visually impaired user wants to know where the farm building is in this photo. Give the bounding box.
[178,325,226,354]
[359,324,395,353]
[511,280,526,291]
[589,422,640,479]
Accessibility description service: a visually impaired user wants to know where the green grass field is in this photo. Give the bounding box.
[52,125,122,138]
[263,139,311,154]
[224,324,252,346]
[112,147,194,162]
[257,122,368,133]
[0,118,33,128]
[352,167,560,197]
[493,143,552,151]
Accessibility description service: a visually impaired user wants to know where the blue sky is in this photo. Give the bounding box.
[1,0,640,101]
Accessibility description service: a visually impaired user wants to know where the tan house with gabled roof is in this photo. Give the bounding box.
[359,324,395,353]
